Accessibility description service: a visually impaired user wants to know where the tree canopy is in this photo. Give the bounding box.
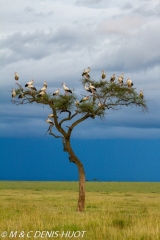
[11,70,147,211]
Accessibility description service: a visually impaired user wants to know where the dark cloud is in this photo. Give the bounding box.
[0,0,160,139]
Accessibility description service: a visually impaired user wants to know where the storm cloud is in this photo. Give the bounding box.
[0,0,160,139]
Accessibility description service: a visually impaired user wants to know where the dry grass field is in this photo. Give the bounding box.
[0,181,160,240]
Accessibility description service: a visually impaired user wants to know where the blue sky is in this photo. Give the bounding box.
[0,0,160,181]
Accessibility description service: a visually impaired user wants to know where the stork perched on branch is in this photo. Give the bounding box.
[120,72,124,81]
[82,67,91,76]
[140,90,144,99]
[110,73,116,83]
[62,82,72,94]
[101,70,106,80]
[37,90,45,97]
[127,78,133,88]
[12,89,16,98]
[46,118,54,125]
[118,76,123,85]
[40,82,47,92]
[53,89,60,96]
[43,81,47,88]
[14,72,19,81]
[25,79,34,87]
[80,96,90,103]
[89,83,96,93]
[48,114,58,118]
[84,84,92,93]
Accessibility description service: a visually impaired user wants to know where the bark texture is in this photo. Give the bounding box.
[65,139,85,212]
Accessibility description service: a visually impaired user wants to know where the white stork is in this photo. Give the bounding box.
[25,79,34,87]
[110,73,116,83]
[82,67,91,76]
[14,72,19,81]
[140,90,144,99]
[46,118,54,125]
[89,83,96,93]
[37,90,45,97]
[80,96,90,103]
[118,76,123,85]
[120,72,124,80]
[101,70,106,80]
[48,114,58,118]
[84,84,92,93]
[48,113,54,118]
[40,85,47,92]
[12,89,16,98]
[127,78,133,88]
[43,81,47,88]
[53,89,60,96]
[62,82,72,94]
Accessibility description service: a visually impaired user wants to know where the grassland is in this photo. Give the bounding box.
[0,181,160,240]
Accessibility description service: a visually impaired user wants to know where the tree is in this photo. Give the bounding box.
[11,71,147,212]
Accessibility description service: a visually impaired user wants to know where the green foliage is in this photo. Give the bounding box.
[52,94,76,111]
[12,76,147,126]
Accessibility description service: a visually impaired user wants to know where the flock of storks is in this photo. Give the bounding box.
[12,68,144,125]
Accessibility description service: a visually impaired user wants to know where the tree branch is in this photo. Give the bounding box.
[59,111,79,127]
[52,107,67,138]
[67,113,90,137]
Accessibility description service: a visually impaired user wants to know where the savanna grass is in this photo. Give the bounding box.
[0,182,160,240]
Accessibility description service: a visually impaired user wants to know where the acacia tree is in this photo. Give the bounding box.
[11,72,147,212]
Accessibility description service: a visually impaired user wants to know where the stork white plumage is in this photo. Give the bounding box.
[140,90,144,99]
[101,70,106,80]
[118,76,123,85]
[53,89,60,96]
[89,83,96,93]
[37,90,45,97]
[40,86,47,92]
[110,73,116,82]
[12,89,16,98]
[48,114,58,118]
[46,118,54,125]
[127,78,133,87]
[84,84,92,93]
[62,82,72,94]
[79,96,90,103]
[25,79,34,87]
[14,72,19,81]
[82,67,91,76]
[40,83,47,92]
[43,81,47,88]
[48,114,54,118]
[120,72,124,80]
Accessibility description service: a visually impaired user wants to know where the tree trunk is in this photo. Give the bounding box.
[65,139,85,212]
